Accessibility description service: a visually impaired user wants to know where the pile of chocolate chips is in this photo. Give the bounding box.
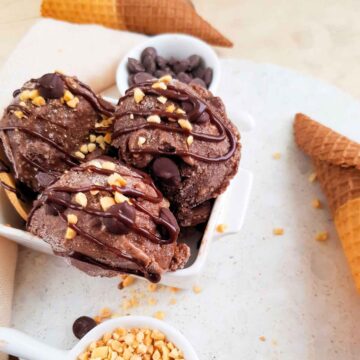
[127,47,213,89]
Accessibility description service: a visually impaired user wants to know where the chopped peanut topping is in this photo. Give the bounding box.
[65,227,76,240]
[272,152,281,160]
[152,81,167,90]
[176,108,185,114]
[89,134,96,143]
[13,111,24,119]
[178,119,192,131]
[186,135,194,146]
[193,285,202,294]
[100,196,115,211]
[147,283,158,292]
[157,96,167,104]
[67,214,78,225]
[19,90,32,101]
[104,133,112,144]
[32,96,46,107]
[120,275,135,288]
[138,136,146,146]
[147,115,161,124]
[66,97,79,108]
[312,198,322,209]
[75,192,88,207]
[308,172,317,183]
[80,144,89,154]
[273,228,284,236]
[63,90,74,101]
[158,74,173,83]
[114,192,129,204]
[259,336,266,342]
[315,231,328,242]
[108,173,127,187]
[153,311,165,320]
[75,151,85,159]
[166,104,175,113]
[216,224,227,233]
[89,160,102,168]
[102,161,116,171]
[87,143,96,153]
[134,87,145,103]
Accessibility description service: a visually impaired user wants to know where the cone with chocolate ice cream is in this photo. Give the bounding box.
[41,0,233,47]
[294,113,360,291]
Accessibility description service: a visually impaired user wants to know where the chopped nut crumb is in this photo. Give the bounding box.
[32,96,46,107]
[147,115,161,124]
[120,275,135,288]
[89,160,102,168]
[308,172,317,183]
[65,227,76,240]
[273,228,284,235]
[89,134,96,143]
[216,224,227,233]
[186,135,194,146]
[63,90,74,101]
[272,152,281,160]
[100,196,115,211]
[193,285,202,294]
[104,133,112,144]
[108,173,127,187]
[158,75,173,83]
[147,283,158,292]
[152,82,167,90]
[153,311,165,320]
[87,143,97,153]
[96,135,105,145]
[80,144,89,154]
[137,136,146,146]
[157,96,167,104]
[67,214,78,225]
[19,90,32,101]
[134,87,145,103]
[315,231,328,242]
[74,151,85,159]
[312,198,322,209]
[114,192,130,204]
[259,336,266,342]
[102,161,116,171]
[66,97,79,108]
[75,192,88,207]
[176,108,185,114]
[169,287,180,293]
[166,104,175,113]
[100,307,112,318]
[178,119,192,131]
[13,111,24,119]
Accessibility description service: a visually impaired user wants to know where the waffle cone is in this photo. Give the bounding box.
[314,160,360,214]
[41,0,233,47]
[294,113,360,169]
[334,198,360,291]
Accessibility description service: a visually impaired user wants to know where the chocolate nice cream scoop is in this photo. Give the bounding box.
[0,72,115,192]
[112,76,241,226]
[27,157,190,282]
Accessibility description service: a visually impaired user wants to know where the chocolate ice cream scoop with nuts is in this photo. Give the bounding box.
[27,157,190,282]
[112,75,241,227]
[0,72,115,192]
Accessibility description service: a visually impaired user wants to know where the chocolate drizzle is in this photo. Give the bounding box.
[113,82,237,162]
[28,162,179,282]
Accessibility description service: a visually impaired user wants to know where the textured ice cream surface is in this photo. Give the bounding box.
[27,157,190,282]
[112,78,241,226]
[0,72,115,192]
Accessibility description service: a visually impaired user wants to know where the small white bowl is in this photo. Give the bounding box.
[0,316,199,360]
[116,33,221,96]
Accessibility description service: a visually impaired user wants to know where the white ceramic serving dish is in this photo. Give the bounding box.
[0,316,199,360]
[116,33,221,95]
[0,167,253,289]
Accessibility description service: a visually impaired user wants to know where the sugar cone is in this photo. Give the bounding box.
[41,0,233,47]
[294,113,360,169]
[314,160,360,214]
[334,198,360,291]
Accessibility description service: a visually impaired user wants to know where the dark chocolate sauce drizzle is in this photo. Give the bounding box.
[28,163,179,282]
[113,82,237,162]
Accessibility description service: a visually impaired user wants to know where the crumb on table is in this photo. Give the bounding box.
[315,231,329,242]
[273,228,284,236]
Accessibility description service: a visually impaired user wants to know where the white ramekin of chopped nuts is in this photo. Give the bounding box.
[0,316,199,360]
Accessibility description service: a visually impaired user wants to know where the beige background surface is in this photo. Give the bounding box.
[1,0,360,99]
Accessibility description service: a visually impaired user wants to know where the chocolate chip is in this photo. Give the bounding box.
[72,316,97,339]
[38,73,65,99]
[203,67,213,87]
[152,157,181,186]
[127,58,145,73]
[142,55,156,74]
[192,65,205,79]
[155,56,167,69]
[167,57,178,67]
[128,74,135,86]
[177,72,192,84]
[188,55,201,70]
[181,101,194,113]
[173,59,190,74]
[36,172,57,190]
[45,191,71,216]
[102,202,136,235]
[158,207,180,240]
[154,70,168,78]
[195,111,210,124]
[190,78,206,88]
[141,47,157,61]
[133,72,155,84]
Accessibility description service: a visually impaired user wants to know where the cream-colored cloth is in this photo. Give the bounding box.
[0,18,146,359]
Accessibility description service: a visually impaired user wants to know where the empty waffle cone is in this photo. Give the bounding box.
[334,198,360,291]
[41,0,233,47]
[294,113,360,170]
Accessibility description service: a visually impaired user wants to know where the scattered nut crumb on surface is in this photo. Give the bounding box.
[315,231,329,242]
[273,228,284,236]
[312,198,322,209]
[216,224,227,233]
